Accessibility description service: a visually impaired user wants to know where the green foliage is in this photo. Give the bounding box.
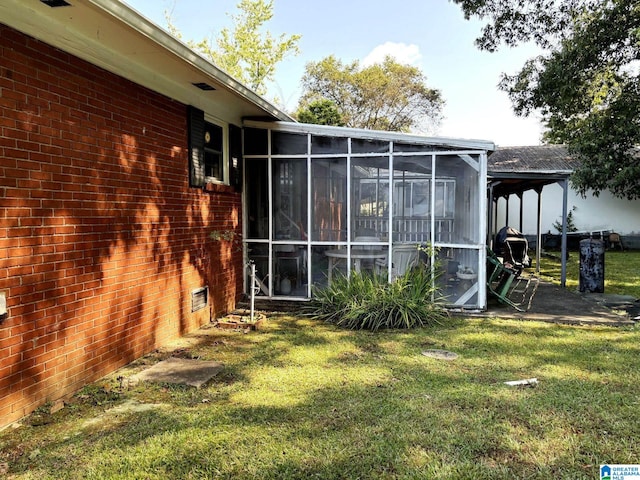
[210,229,243,252]
[166,0,300,96]
[298,55,444,132]
[454,0,600,52]
[552,207,578,233]
[295,99,345,126]
[307,267,448,331]
[455,0,640,200]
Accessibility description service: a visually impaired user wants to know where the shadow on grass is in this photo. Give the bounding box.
[3,316,640,479]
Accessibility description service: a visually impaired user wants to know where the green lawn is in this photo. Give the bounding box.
[2,316,640,479]
[535,250,640,299]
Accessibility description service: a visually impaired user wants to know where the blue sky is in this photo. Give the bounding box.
[123,0,544,146]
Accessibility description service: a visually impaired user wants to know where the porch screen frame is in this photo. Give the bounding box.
[242,123,488,309]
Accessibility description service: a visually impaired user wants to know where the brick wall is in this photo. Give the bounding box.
[0,25,243,428]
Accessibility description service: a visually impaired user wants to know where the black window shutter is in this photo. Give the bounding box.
[188,106,205,188]
[229,124,242,192]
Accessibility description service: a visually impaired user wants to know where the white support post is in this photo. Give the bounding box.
[306,134,312,297]
[346,138,352,275]
[478,151,488,309]
[250,263,256,322]
[518,192,524,232]
[536,187,542,274]
[560,179,568,287]
[387,143,394,283]
[505,195,510,227]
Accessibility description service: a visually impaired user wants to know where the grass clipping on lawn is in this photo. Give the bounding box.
[306,267,449,331]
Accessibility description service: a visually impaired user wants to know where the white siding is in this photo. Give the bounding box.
[496,183,640,235]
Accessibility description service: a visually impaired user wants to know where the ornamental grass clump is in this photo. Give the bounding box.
[307,266,448,331]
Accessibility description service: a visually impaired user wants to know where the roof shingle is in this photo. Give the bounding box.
[488,145,579,174]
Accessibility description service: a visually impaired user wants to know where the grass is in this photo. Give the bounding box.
[535,250,640,298]
[2,316,640,479]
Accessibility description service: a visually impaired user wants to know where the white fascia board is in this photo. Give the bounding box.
[243,120,496,151]
[488,170,574,177]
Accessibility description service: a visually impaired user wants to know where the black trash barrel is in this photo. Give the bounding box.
[579,239,605,293]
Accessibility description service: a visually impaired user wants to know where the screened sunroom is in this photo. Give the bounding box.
[243,121,492,310]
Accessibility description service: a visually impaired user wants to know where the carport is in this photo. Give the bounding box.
[487,145,580,287]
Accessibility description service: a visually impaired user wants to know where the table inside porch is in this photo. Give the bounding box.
[324,248,388,284]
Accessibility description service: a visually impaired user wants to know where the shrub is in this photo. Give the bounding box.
[307,266,448,331]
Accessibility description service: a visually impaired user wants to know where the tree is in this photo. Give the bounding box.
[553,207,578,233]
[295,99,345,126]
[454,0,640,200]
[297,55,444,132]
[166,0,300,96]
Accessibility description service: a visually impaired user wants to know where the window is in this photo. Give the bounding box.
[393,179,429,217]
[204,121,224,181]
[188,106,240,189]
[392,178,455,218]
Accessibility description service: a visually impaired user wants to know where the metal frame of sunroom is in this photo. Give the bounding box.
[242,120,494,310]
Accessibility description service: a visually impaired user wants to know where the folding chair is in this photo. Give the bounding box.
[486,248,539,312]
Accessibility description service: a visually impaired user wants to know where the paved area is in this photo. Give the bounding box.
[129,357,223,388]
[477,281,637,326]
[252,282,639,326]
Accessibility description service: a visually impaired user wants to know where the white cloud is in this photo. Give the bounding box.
[362,42,422,67]
[438,112,544,146]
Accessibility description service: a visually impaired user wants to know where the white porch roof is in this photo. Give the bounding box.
[245,120,496,152]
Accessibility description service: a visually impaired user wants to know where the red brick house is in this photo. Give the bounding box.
[0,1,493,429]
[0,0,291,428]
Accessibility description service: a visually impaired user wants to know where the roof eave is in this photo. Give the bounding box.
[0,0,293,123]
[89,0,293,122]
[489,169,573,176]
[244,120,496,151]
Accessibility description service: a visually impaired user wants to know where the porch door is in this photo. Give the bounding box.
[271,159,308,297]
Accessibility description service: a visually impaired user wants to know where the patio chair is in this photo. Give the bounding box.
[608,232,624,251]
[354,235,382,271]
[376,244,420,280]
[354,235,381,247]
[486,248,539,312]
[274,244,302,289]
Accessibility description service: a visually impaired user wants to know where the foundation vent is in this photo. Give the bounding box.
[191,287,209,312]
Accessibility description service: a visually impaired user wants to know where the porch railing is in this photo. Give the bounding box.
[353,217,453,243]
